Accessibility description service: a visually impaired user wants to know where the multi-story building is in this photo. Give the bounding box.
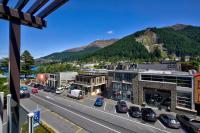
[107,69,200,114]
[71,74,106,96]
[47,72,78,88]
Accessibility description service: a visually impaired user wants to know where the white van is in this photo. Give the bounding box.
[67,89,83,99]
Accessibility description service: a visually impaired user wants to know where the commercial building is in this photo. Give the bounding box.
[47,72,78,88]
[107,69,200,114]
[71,74,106,96]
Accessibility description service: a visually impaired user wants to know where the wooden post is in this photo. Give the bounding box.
[9,20,20,133]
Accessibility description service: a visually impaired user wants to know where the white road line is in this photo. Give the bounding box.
[127,113,130,117]
[157,120,166,129]
[104,102,107,111]
[3,122,7,126]
[44,94,171,133]
[32,95,121,133]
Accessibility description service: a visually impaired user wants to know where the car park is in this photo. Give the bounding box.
[116,100,128,113]
[141,108,157,122]
[176,114,200,133]
[94,97,104,107]
[129,106,142,118]
[159,114,180,129]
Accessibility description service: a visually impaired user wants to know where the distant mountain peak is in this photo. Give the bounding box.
[168,24,190,30]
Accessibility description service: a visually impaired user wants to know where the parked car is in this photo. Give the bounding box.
[38,84,45,90]
[176,114,200,133]
[141,108,157,122]
[20,86,30,98]
[129,106,142,118]
[94,97,104,107]
[159,114,180,129]
[30,82,36,87]
[50,87,56,93]
[32,88,38,94]
[44,86,51,92]
[56,87,64,94]
[34,83,40,88]
[116,100,128,113]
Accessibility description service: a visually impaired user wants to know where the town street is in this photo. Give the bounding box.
[20,89,185,133]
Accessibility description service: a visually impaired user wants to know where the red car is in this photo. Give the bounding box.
[32,88,38,94]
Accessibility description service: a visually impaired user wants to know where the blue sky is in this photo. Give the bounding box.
[0,0,200,59]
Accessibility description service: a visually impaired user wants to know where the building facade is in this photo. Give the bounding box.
[47,72,78,88]
[71,74,106,96]
[107,69,200,114]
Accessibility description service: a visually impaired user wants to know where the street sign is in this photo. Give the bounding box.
[33,111,40,127]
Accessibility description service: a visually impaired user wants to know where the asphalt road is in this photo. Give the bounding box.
[25,89,182,133]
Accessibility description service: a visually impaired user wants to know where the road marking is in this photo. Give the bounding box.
[43,94,171,133]
[104,102,107,111]
[157,120,166,129]
[3,122,7,126]
[46,96,54,100]
[127,113,130,117]
[32,95,121,133]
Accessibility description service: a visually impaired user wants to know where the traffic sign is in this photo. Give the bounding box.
[33,111,40,127]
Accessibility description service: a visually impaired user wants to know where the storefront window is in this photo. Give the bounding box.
[177,92,192,109]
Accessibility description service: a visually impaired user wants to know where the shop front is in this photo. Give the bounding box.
[112,82,133,102]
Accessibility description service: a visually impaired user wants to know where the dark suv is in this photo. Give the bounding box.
[116,100,128,113]
[141,108,157,122]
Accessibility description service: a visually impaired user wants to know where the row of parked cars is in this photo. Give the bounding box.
[28,82,65,94]
[93,98,200,132]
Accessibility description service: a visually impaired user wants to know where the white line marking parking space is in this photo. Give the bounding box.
[104,102,107,111]
[34,94,170,133]
[157,120,166,129]
[32,95,120,133]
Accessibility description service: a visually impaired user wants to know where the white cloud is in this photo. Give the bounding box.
[107,30,113,35]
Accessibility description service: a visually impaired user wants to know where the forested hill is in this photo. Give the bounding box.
[41,39,118,61]
[41,24,200,62]
[83,24,200,61]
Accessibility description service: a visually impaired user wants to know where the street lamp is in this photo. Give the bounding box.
[0,0,69,132]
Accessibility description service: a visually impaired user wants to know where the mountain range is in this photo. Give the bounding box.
[41,39,118,61]
[40,24,200,62]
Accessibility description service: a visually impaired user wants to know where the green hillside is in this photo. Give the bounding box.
[41,24,200,62]
[84,35,152,62]
[42,46,100,61]
[83,25,200,61]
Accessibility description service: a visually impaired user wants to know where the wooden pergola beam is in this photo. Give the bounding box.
[37,0,69,19]
[15,0,29,11]
[27,0,49,15]
[0,4,47,29]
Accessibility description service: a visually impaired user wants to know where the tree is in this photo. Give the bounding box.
[1,57,8,68]
[21,50,34,78]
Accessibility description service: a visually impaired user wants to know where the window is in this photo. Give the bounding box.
[177,77,192,88]
[141,75,151,80]
[164,76,176,83]
[177,92,192,109]
[151,76,163,81]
